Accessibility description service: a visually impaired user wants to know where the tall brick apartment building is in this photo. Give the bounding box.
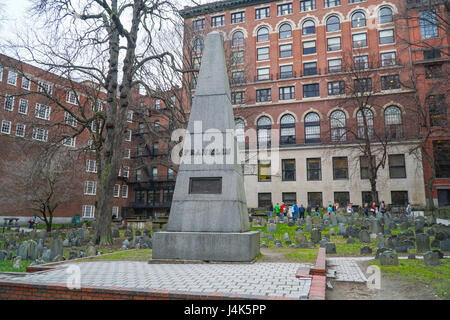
[179,0,449,210]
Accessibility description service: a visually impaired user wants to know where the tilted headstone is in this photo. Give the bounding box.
[13,256,22,269]
[423,251,440,266]
[415,234,430,252]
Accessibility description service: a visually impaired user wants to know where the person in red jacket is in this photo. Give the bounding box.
[280,203,286,219]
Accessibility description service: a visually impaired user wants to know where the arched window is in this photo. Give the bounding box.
[305,112,321,143]
[235,118,245,149]
[356,108,374,140]
[232,31,244,46]
[384,106,403,139]
[330,110,347,142]
[279,23,292,39]
[257,27,269,42]
[326,16,340,32]
[193,38,203,53]
[302,20,316,35]
[257,116,271,148]
[379,7,393,24]
[280,114,296,145]
[352,12,366,28]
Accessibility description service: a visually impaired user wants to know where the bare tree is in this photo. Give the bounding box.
[0,142,83,232]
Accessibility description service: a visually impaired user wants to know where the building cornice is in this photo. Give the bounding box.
[179,0,275,19]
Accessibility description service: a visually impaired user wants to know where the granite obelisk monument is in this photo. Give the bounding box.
[152,31,259,262]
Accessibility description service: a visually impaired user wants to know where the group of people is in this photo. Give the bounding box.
[268,200,414,219]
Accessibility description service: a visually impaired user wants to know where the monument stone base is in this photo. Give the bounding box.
[152,231,260,262]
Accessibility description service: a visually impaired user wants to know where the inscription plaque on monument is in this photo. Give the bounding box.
[189,177,222,194]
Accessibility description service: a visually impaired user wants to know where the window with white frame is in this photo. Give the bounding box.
[124,148,131,159]
[127,111,133,122]
[113,184,120,197]
[86,159,97,173]
[379,29,394,44]
[66,91,78,104]
[122,185,128,198]
[0,66,3,82]
[123,166,130,178]
[38,80,53,95]
[15,123,26,137]
[7,71,17,86]
[21,76,30,90]
[381,52,396,67]
[4,95,14,111]
[92,101,103,112]
[1,120,11,134]
[32,127,48,141]
[18,99,28,114]
[82,205,95,218]
[64,112,77,127]
[62,135,76,147]
[125,130,132,141]
[155,99,161,109]
[112,206,119,217]
[84,181,97,195]
[35,103,51,120]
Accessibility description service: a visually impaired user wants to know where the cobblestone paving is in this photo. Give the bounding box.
[326,258,369,283]
[1,262,313,299]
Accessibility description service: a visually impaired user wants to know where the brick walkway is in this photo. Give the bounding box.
[0,261,314,299]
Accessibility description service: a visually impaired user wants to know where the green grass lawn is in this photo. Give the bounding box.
[86,249,153,261]
[0,260,32,273]
[370,258,450,299]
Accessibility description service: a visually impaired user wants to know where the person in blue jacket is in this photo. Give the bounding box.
[299,204,306,220]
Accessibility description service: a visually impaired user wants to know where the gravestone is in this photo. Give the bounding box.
[86,246,96,257]
[274,239,283,248]
[423,251,440,266]
[414,220,425,234]
[267,223,277,233]
[338,223,347,236]
[0,250,6,261]
[415,234,430,252]
[304,223,311,232]
[319,239,328,248]
[27,240,38,261]
[42,249,51,262]
[408,253,416,260]
[330,228,336,236]
[13,256,22,269]
[360,246,372,255]
[377,234,386,249]
[50,238,63,261]
[380,251,398,266]
[283,233,290,241]
[152,32,259,262]
[112,228,120,238]
[122,239,130,249]
[330,215,338,227]
[440,238,450,251]
[17,241,28,260]
[359,230,370,243]
[325,242,336,254]
[431,239,440,248]
[311,228,322,244]
[295,233,308,246]
[266,233,274,241]
[347,237,356,244]
[69,252,77,260]
[260,242,268,248]
[63,239,70,247]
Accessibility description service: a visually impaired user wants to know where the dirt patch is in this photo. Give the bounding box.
[259,248,289,262]
[326,260,440,300]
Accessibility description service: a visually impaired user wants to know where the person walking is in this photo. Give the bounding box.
[299,204,305,220]
[269,203,274,219]
[363,203,369,217]
[28,216,36,229]
[274,203,281,219]
[370,202,376,217]
[315,205,320,217]
[292,203,299,221]
[280,203,286,219]
[306,204,312,216]
[327,204,333,215]
[379,201,386,215]
[406,202,412,216]
[346,203,354,216]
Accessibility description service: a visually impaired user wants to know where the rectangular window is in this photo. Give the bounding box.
[255,7,270,20]
[35,103,51,120]
[112,206,119,217]
[211,15,225,27]
[282,192,297,206]
[379,29,394,44]
[328,81,345,95]
[381,74,400,90]
[64,112,77,127]
[354,55,369,70]
[308,192,323,208]
[389,154,406,178]
[231,91,245,104]
[231,50,244,65]
[300,0,316,12]
[277,3,292,16]
[163,189,174,203]
[327,37,341,51]
[325,0,340,7]
[21,76,30,90]
[124,148,131,159]
[423,48,441,60]
[258,161,271,182]
[334,192,350,206]
[86,159,97,173]
[362,191,378,206]
[328,58,342,73]
[279,86,295,100]
[15,123,25,137]
[381,52,396,66]
[333,157,348,179]
[62,136,76,147]
[66,91,77,105]
[303,83,320,98]
[168,168,174,180]
[256,88,271,102]
[307,158,321,181]
[434,140,450,178]
[360,156,375,179]
[154,99,161,109]
[282,159,296,181]
[18,99,28,114]
[1,120,11,134]
[352,33,367,48]
[279,65,293,79]
[231,11,245,24]
[4,95,14,111]
[82,205,95,218]
[354,78,372,92]
[127,111,133,122]
[303,40,316,55]
[257,47,269,61]
[420,10,439,39]
[258,193,272,208]
[304,62,317,76]
[38,80,53,95]
[231,71,244,84]
[0,66,3,82]
[136,168,142,182]
[257,68,270,81]
[279,44,292,58]
[113,184,120,197]
[193,18,205,30]
[122,185,128,198]
[427,95,447,127]
[32,128,48,142]
[425,64,442,79]
[125,130,132,142]
[84,181,97,195]
[7,71,17,86]
[391,191,408,206]
[122,166,130,178]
